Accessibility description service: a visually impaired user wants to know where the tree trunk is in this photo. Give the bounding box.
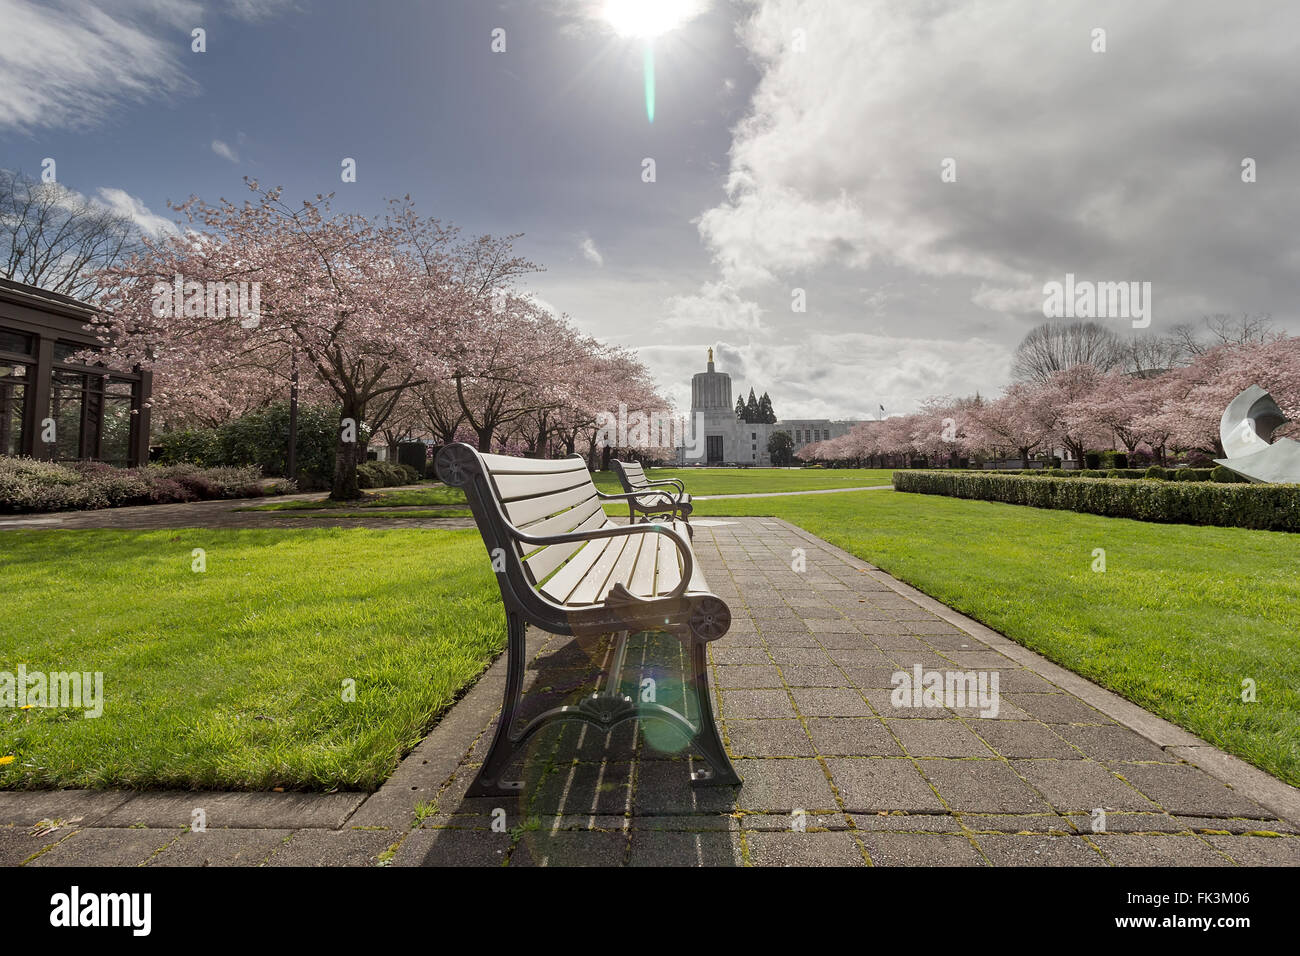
[331,403,364,500]
[475,426,493,452]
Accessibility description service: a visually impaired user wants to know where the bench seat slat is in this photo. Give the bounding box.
[565,533,633,605]
[539,531,615,603]
[654,533,681,596]
[627,532,659,596]
[595,531,648,603]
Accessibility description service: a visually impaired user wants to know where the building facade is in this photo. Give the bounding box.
[0,278,152,468]
[677,350,864,465]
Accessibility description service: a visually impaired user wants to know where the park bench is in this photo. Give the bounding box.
[610,459,694,532]
[436,443,740,797]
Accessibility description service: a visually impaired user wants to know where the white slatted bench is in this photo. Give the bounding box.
[610,459,694,530]
[435,443,740,797]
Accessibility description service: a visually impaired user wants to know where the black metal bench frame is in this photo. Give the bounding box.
[436,443,740,798]
[610,458,694,532]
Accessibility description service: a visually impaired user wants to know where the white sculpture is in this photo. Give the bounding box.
[1213,385,1300,483]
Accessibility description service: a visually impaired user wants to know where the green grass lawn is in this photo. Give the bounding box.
[238,487,467,511]
[591,467,893,496]
[690,491,1300,786]
[6,467,1295,792]
[236,469,893,521]
[0,528,502,790]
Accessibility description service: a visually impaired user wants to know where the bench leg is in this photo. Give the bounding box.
[687,641,741,788]
[466,610,528,798]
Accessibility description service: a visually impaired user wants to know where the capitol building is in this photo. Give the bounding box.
[677,350,866,465]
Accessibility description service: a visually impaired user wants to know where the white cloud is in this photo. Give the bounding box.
[699,0,1300,324]
[0,0,297,133]
[94,187,176,236]
[580,236,604,266]
[0,0,194,132]
[662,282,763,333]
[635,330,1009,421]
[211,139,239,163]
[970,283,1043,315]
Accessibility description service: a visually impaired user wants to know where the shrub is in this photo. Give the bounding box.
[356,461,414,489]
[153,428,220,467]
[892,470,1300,532]
[1211,465,1249,484]
[156,401,338,485]
[1145,466,1168,480]
[1084,452,1102,469]
[0,458,281,514]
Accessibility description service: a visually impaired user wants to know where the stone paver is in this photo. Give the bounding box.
[6,516,1299,866]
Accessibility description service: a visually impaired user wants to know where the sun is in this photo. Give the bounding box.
[602,0,699,39]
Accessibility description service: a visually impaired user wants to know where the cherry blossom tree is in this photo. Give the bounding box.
[92,181,534,498]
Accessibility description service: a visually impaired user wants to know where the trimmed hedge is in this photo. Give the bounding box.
[963,466,1246,483]
[892,470,1300,532]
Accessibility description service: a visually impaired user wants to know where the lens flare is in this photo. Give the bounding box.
[644,41,655,123]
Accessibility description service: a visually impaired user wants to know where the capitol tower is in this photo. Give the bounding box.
[677,348,864,466]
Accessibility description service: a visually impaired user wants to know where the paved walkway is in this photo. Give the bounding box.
[4,517,1298,866]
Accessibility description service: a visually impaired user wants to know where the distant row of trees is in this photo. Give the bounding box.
[801,317,1298,468]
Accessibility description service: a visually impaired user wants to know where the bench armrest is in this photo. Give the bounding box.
[596,489,676,505]
[639,477,687,495]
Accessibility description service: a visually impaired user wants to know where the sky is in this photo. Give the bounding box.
[3,0,1299,419]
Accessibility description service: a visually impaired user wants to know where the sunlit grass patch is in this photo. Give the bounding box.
[0,527,501,791]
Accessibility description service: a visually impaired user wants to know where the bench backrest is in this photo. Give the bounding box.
[437,444,607,589]
[611,458,648,491]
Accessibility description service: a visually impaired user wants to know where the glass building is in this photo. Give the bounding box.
[0,278,152,467]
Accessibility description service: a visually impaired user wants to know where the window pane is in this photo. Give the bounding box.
[50,371,86,460]
[100,380,134,466]
[0,365,26,456]
[0,328,34,356]
[54,341,99,365]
